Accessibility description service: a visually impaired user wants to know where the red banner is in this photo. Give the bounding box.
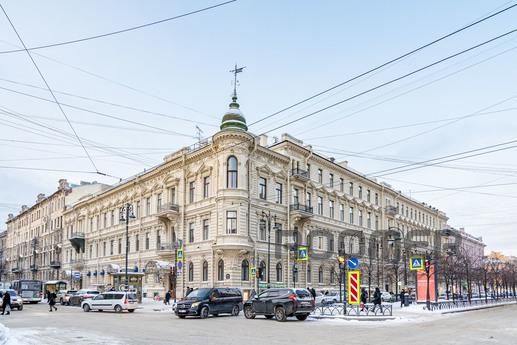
[416,264,436,302]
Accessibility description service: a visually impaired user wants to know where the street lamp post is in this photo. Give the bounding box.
[119,203,135,290]
[260,211,277,289]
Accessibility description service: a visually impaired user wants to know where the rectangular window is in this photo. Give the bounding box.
[375,193,379,205]
[110,240,114,255]
[349,182,354,196]
[317,196,323,215]
[318,169,323,183]
[306,163,311,178]
[359,210,363,226]
[329,200,334,218]
[358,186,363,199]
[136,235,139,251]
[146,198,151,215]
[156,231,161,249]
[367,189,371,202]
[375,215,379,230]
[306,192,312,208]
[259,219,266,241]
[145,232,150,250]
[226,211,237,234]
[275,183,282,204]
[189,182,195,203]
[203,176,210,198]
[329,173,334,188]
[89,244,93,258]
[339,204,344,221]
[340,178,344,192]
[259,177,267,200]
[118,238,122,254]
[275,223,282,244]
[293,188,299,204]
[170,187,176,204]
[189,223,195,243]
[103,242,106,256]
[157,193,162,211]
[203,219,209,240]
[367,212,372,228]
[136,201,140,218]
[110,210,115,226]
[329,237,334,252]
[349,207,354,224]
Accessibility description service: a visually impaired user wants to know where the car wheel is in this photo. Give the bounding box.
[128,309,135,313]
[296,314,309,321]
[200,306,209,319]
[244,305,256,319]
[231,305,240,316]
[265,315,274,319]
[60,298,64,305]
[114,305,123,313]
[83,304,90,312]
[274,306,287,322]
[18,305,23,311]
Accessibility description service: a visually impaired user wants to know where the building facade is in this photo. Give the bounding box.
[56,94,450,299]
[4,180,109,283]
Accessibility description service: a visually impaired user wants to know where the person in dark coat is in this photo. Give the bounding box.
[360,288,368,311]
[399,289,406,308]
[310,288,317,299]
[48,291,57,312]
[164,290,171,305]
[1,291,11,315]
[373,287,382,313]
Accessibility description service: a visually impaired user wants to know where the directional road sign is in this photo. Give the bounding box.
[410,256,424,271]
[348,257,359,269]
[348,271,360,305]
[72,271,81,280]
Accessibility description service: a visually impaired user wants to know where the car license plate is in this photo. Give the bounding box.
[301,302,311,306]
[179,310,186,313]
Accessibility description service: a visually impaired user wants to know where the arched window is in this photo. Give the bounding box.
[259,261,266,282]
[202,260,208,281]
[188,262,194,282]
[241,260,249,281]
[330,267,335,284]
[307,264,312,283]
[217,259,224,281]
[318,266,323,284]
[276,262,282,282]
[227,156,238,188]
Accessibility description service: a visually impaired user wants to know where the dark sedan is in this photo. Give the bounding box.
[68,289,99,306]
[243,288,314,322]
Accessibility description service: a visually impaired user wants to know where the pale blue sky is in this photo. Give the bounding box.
[1,1,516,255]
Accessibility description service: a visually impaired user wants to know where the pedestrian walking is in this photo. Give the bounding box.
[399,289,406,308]
[360,288,368,311]
[48,291,58,312]
[1,291,11,315]
[165,290,171,305]
[372,287,382,313]
[310,287,317,299]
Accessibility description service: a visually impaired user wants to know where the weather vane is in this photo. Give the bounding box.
[230,63,245,98]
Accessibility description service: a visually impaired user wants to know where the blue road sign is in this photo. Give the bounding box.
[348,257,359,269]
[72,271,81,280]
[410,256,424,270]
[297,247,308,261]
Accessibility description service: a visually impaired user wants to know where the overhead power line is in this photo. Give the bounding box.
[0,4,101,173]
[0,1,237,54]
[261,28,517,135]
[248,2,517,127]
[368,139,517,177]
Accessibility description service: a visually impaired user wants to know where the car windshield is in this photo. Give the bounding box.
[186,288,211,299]
[295,289,311,298]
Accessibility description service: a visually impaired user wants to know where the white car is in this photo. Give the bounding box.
[81,291,138,313]
[381,292,394,302]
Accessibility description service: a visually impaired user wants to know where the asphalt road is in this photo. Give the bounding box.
[1,303,516,345]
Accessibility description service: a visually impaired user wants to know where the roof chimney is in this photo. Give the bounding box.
[36,193,45,203]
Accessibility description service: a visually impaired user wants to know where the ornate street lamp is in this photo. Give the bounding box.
[119,203,136,291]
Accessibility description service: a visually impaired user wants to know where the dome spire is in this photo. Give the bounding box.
[220,64,248,131]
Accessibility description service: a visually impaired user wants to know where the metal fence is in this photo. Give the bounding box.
[313,303,393,316]
[428,297,517,311]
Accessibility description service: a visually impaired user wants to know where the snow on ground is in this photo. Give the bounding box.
[138,297,174,313]
[0,324,126,345]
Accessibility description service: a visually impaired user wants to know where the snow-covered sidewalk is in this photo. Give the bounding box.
[137,297,174,313]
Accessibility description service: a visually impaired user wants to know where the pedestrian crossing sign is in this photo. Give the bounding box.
[410,256,424,270]
[176,248,183,261]
[297,247,308,261]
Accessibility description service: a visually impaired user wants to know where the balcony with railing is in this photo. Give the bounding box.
[157,203,180,220]
[11,266,21,273]
[157,243,177,258]
[290,203,314,219]
[70,232,85,252]
[385,205,398,217]
[290,168,310,182]
[50,260,61,268]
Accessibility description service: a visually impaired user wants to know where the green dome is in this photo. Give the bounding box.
[220,96,247,131]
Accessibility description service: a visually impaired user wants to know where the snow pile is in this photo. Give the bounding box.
[139,298,174,313]
[0,323,9,345]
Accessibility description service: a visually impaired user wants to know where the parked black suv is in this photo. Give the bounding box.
[243,288,314,322]
[175,288,242,319]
